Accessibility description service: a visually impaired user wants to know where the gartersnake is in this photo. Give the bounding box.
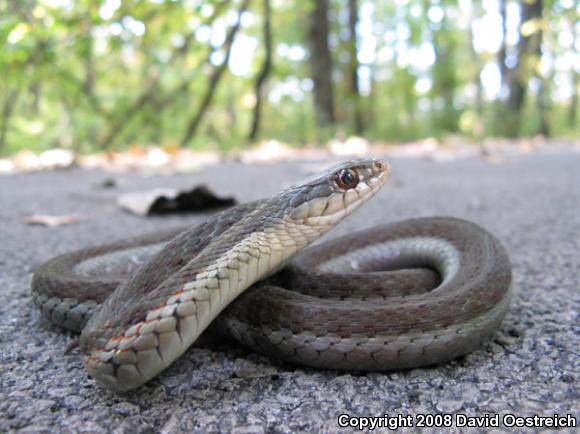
[32,159,512,392]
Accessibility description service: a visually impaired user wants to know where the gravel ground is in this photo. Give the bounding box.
[0,148,578,433]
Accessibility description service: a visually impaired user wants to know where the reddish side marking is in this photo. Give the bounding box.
[153,301,168,311]
[121,322,142,338]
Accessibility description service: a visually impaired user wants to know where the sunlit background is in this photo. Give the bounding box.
[1,0,578,159]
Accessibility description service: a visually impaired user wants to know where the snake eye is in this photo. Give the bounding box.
[335,168,359,190]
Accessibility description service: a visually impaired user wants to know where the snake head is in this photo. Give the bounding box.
[287,158,389,223]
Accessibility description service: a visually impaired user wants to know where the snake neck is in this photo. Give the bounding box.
[77,198,340,390]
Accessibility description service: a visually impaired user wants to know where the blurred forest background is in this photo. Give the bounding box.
[0,0,578,156]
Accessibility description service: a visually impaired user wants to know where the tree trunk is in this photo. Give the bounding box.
[0,88,20,152]
[504,0,544,137]
[537,73,551,137]
[181,0,250,146]
[29,82,40,114]
[248,0,272,142]
[347,0,363,134]
[569,68,578,129]
[497,0,509,93]
[467,0,484,140]
[568,23,578,129]
[307,0,335,130]
[431,17,458,133]
[83,17,96,99]
[493,0,510,134]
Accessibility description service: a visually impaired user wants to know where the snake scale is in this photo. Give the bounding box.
[32,159,512,392]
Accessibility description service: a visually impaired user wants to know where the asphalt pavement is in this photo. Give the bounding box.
[0,147,578,433]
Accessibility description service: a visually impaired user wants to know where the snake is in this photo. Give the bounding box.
[31,158,512,392]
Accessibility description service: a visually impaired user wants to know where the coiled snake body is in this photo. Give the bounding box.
[32,159,512,392]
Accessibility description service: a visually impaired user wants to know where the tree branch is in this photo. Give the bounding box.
[181,0,251,146]
[248,0,272,141]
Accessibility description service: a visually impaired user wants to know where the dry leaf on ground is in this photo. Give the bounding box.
[25,214,81,227]
[117,185,236,216]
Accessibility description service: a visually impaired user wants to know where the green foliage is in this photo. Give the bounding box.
[0,0,577,156]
